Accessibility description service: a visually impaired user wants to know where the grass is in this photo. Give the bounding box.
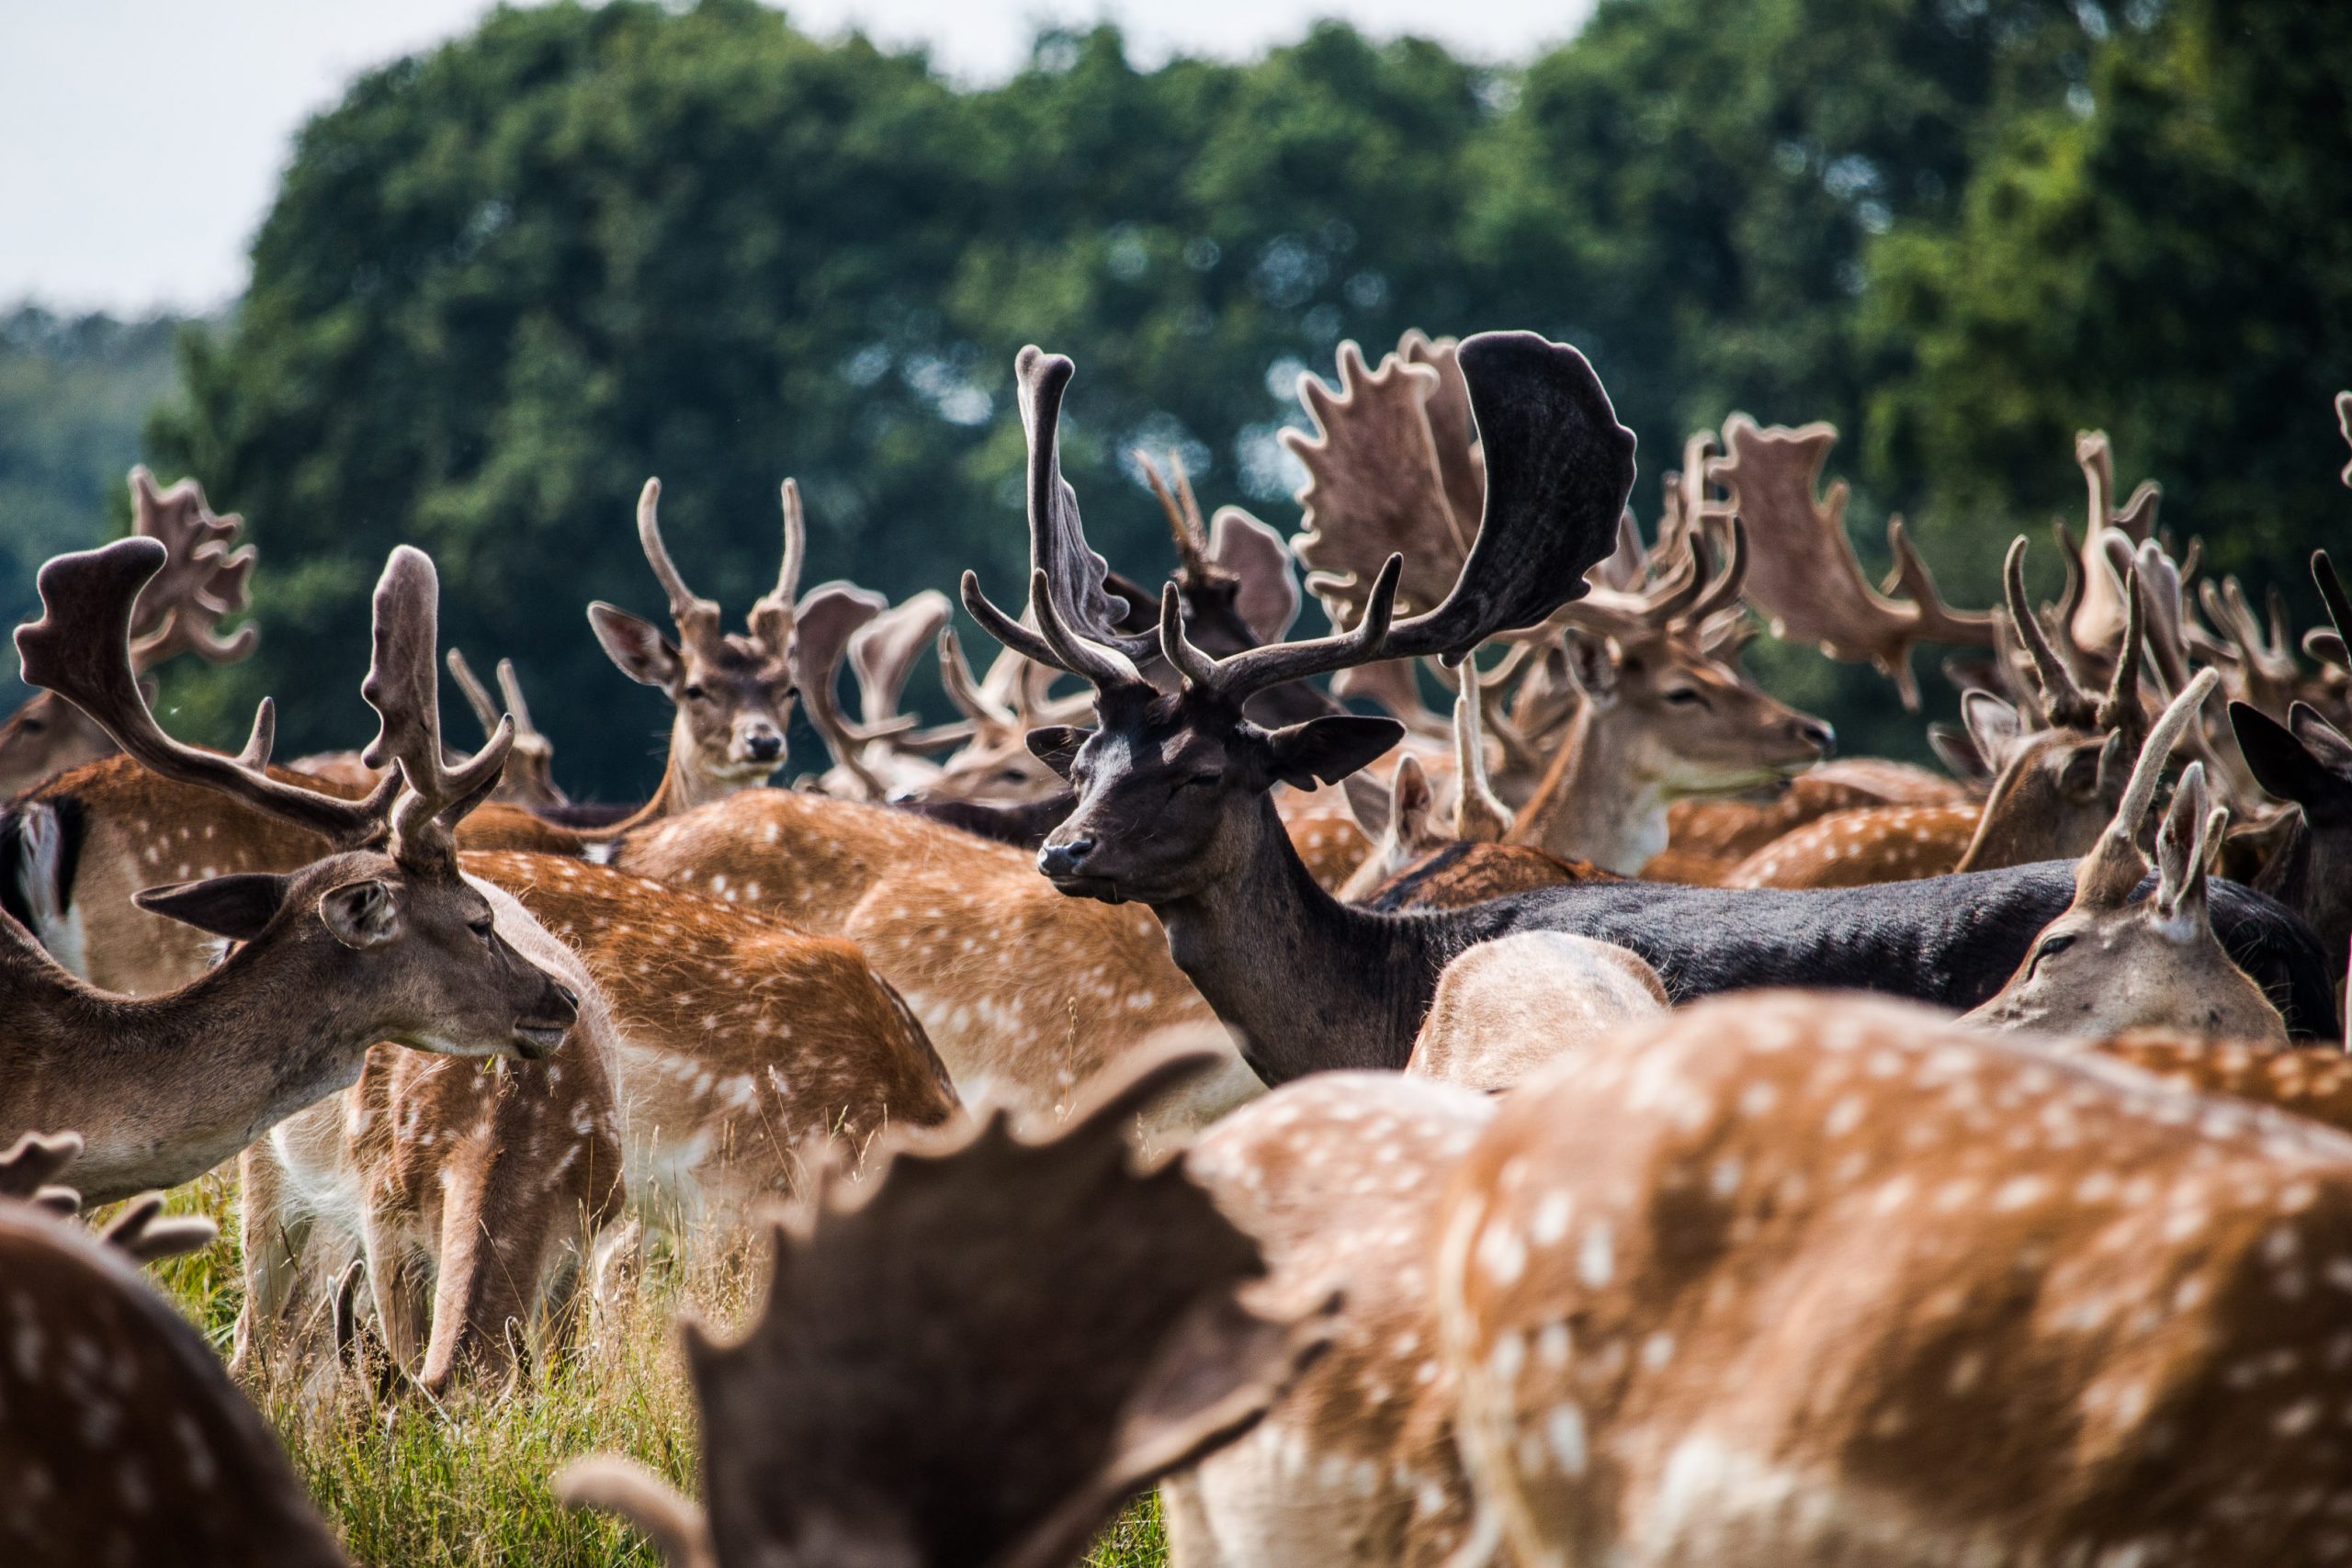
[135,1177,1169,1567]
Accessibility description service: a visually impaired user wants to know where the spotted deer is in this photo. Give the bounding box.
[0,467,256,799]
[0,539,579,1204]
[1968,671,2289,1043]
[1405,932,1668,1094]
[0,1191,352,1568]
[969,335,2335,1083]
[558,1044,1332,1568]
[1436,989,2352,1568]
[1647,760,1975,886]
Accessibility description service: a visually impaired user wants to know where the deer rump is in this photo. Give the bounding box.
[1433,863,2335,1043]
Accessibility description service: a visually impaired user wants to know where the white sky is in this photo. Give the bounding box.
[0,0,1596,316]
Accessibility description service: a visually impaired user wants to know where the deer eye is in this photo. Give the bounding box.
[1662,687,1704,707]
[683,683,709,703]
[1182,771,1224,789]
[2030,932,2077,973]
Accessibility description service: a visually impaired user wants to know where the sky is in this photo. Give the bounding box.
[0,0,1596,317]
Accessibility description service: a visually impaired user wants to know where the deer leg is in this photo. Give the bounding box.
[1159,1477,1228,1568]
[231,1141,307,1380]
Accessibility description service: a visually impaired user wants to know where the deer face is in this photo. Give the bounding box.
[135,850,581,1060]
[590,607,796,790]
[1566,629,1833,794]
[1031,688,1401,904]
[1953,694,2129,870]
[0,691,118,799]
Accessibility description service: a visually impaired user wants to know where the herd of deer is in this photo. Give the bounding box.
[5,333,2352,1565]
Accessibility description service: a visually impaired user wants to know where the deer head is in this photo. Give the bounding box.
[557,1045,1329,1568]
[0,468,258,799]
[587,478,806,802]
[445,647,567,809]
[1951,536,2152,871]
[1966,670,2285,1042]
[963,334,1634,907]
[17,538,579,1062]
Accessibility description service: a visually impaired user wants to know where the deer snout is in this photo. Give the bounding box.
[513,980,580,1060]
[1038,837,1097,878]
[741,724,784,763]
[1792,716,1836,757]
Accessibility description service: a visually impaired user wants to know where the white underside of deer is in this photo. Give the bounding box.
[616,788,1260,1134]
[1170,1071,1497,1568]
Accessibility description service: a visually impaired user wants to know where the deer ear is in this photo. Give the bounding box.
[1960,690,2021,766]
[133,872,291,942]
[1265,715,1404,790]
[2056,739,2107,804]
[317,878,402,950]
[587,603,684,690]
[1390,753,1434,841]
[1927,722,1991,787]
[1340,769,1388,839]
[1024,725,1091,780]
[2233,702,2342,812]
[1563,629,1621,702]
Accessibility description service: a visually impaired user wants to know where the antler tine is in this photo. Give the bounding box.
[361,547,514,868]
[635,479,724,650]
[1678,516,1749,629]
[936,626,1013,727]
[1138,448,1212,582]
[1453,651,1512,842]
[1169,555,1402,705]
[792,582,891,799]
[2003,536,2098,730]
[18,539,399,848]
[2337,391,2351,486]
[444,647,503,739]
[749,478,809,654]
[2097,564,2145,737]
[494,659,544,743]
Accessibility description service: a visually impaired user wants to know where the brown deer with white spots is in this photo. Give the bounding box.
[1967,671,2289,1043]
[0,467,257,800]
[1405,932,1667,1094]
[1646,759,1975,886]
[558,1044,1332,1568]
[0,1191,351,1568]
[0,539,580,1206]
[1436,989,2352,1568]
[1725,537,2154,890]
[1168,1071,1498,1568]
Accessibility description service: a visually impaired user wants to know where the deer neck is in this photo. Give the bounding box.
[1507,706,1668,874]
[1152,795,1484,1082]
[0,928,385,1201]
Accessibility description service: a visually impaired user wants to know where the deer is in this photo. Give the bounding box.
[0,1186,352,1568]
[557,1044,1333,1568]
[0,538,581,1204]
[1725,536,2155,889]
[1435,988,2352,1568]
[961,334,2336,1089]
[0,467,256,799]
[1648,758,1977,886]
[1404,931,1668,1094]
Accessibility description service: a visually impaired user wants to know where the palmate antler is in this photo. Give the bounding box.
[125,467,258,670]
[1706,414,1992,709]
[967,334,1634,716]
[18,538,402,850]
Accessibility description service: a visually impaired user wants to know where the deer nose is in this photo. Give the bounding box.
[549,984,581,1023]
[1795,717,1836,756]
[1038,838,1096,877]
[744,730,783,762]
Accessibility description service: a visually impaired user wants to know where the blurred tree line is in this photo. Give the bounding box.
[7,0,2345,795]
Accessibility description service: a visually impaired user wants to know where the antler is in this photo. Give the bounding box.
[631,479,727,660]
[1286,340,1471,626]
[123,468,258,671]
[1136,450,1303,648]
[849,589,954,731]
[748,479,810,656]
[1399,330,1487,546]
[1560,516,1749,649]
[2000,536,2099,730]
[2337,391,2351,487]
[557,1045,1329,1568]
[1708,415,1991,708]
[2198,575,2300,716]
[18,538,401,848]
[0,1131,85,1216]
[1452,652,1512,842]
[360,547,515,870]
[446,648,564,807]
[2067,431,2163,654]
[2075,668,2220,909]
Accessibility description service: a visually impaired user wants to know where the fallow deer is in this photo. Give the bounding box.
[582,477,808,815]
[0,467,256,799]
[557,1045,1332,1568]
[1647,758,1975,886]
[1726,537,2154,889]
[446,646,569,809]
[1405,931,1667,1094]
[967,335,2335,1088]
[1435,989,2352,1568]
[0,538,580,1203]
[1965,672,2288,1042]
[0,1191,351,1568]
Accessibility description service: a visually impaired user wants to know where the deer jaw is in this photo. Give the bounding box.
[1510,631,1832,875]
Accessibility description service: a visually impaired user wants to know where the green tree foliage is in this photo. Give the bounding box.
[108,0,2346,794]
[1865,0,2352,600]
[0,308,188,711]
